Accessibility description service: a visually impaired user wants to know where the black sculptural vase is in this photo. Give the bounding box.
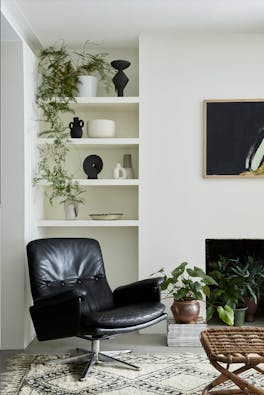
[69,117,84,138]
[111,60,130,97]
[83,155,103,179]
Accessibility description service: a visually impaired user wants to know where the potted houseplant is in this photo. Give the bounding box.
[227,256,264,322]
[207,256,250,326]
[74,41,113,96]
[153,262,234,325]
[34,136,85,218]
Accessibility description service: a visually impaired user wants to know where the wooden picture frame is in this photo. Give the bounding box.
[203,99,264,178]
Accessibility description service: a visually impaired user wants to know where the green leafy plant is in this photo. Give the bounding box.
[34,137,85,205]
[207,255,264,316]
[227,256,264,303]
[74,41,113,91]
[35,42,86,205]
[153,262,234,325]
[205,255,263,325]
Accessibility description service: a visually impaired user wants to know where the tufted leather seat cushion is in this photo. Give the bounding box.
[81,302,166,330]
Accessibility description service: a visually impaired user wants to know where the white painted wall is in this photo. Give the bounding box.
[23,41,39,348]
[139,33,264,330]
[1,41,26,348]
[1,19,38,349]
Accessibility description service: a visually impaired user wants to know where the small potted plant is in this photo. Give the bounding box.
[34,137,85,218]
[74,41,113,96]
[153,262,234,325]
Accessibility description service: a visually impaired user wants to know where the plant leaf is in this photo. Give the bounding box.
[217,305,234,326]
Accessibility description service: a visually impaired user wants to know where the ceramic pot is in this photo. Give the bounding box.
[113,163,127,179]
[171,300,200,324]
[123,154,134,179]
[234,306,248,326]
[77,75,97,97]
[69,117,84,138]
[245,296,258,322]
[64,201,78,220]
[88,119,116,138]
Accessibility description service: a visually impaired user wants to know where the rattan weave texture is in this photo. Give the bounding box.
[201,327,264,364]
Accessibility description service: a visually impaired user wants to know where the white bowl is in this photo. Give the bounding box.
[88,119,116,138]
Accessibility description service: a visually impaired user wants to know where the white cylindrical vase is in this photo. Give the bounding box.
[77,75,97,97]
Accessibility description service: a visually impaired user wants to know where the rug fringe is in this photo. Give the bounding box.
[0,354,35,394]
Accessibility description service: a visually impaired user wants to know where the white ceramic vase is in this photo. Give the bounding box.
[113,163,127,179]
[77,75,97,97]
[64,201,79,220]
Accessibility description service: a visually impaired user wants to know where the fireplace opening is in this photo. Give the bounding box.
[205,239,264,325]
[206,239,264,263]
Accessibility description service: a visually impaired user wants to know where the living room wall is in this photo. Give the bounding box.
[139,33,264,302]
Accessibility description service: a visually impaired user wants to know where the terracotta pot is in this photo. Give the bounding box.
[171,300,200,324]
[245,296,258,322]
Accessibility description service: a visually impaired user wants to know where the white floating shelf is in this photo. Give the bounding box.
[37,220,139,227]
[68,97,141,111]
[38,138,140,147]
[78,179,139,186]
[37,179,139,186]
[74,97,140,104]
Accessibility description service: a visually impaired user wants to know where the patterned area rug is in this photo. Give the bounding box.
[1,352,263,394]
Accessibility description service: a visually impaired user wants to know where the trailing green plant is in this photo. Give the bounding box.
[36,43,79,136]
[34,42,86,205]
[34,136,85,205]
[152,262,234,325]
[36,41,113,132]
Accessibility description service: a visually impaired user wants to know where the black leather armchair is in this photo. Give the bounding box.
[27,238,167,380]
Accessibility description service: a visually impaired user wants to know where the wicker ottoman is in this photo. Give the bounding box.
[200,327,264,395]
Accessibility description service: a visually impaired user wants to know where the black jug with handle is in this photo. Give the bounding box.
[69,117,84,138]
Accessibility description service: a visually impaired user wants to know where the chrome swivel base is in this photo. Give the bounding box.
[51,339,140,381]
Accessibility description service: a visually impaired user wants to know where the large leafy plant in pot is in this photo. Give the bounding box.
[154,262,234,325]
[206,256,249,326]
[219,256,264,322]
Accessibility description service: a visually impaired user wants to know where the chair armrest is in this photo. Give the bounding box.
[30,290,84,341]
[34,288,87,307]
[113,277,163,306]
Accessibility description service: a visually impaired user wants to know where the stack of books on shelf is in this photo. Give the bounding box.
[167,317,207,347]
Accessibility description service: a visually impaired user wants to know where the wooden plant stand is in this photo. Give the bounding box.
[200,327,264,394]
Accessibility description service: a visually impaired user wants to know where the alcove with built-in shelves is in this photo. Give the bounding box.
[38,97,140,224]
[35,47,140,288]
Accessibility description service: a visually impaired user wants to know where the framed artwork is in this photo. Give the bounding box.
[204,99,264,178]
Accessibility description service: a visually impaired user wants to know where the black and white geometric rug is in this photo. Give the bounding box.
[1,353,263,394]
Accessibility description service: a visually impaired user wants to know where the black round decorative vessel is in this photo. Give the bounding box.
[111,60,130,97]
[83,155,103,179]
[69,117,84,138]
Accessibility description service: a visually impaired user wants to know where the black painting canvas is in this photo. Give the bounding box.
[204,100,264,177]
